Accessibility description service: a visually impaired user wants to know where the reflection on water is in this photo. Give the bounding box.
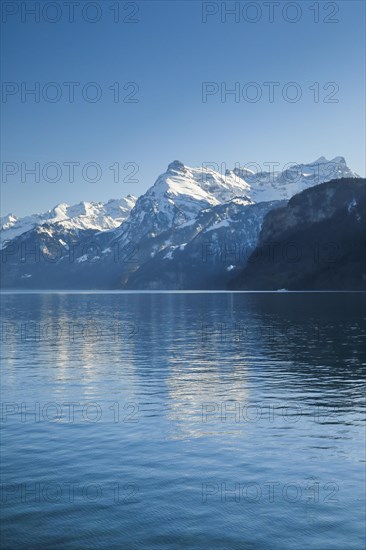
[1,292,365,549]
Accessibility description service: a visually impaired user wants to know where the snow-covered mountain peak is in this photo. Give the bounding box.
[232,156,358,202]
[1,156,359,254]
[148,161,251,214]
[112,156,358,244]
[112,162,254,242]
[1,214,17,229]
[0,195,137,246]
[311,155,346,166]
[167,160,187,174]
[50,203,71,220]
[330,156,346,164]
[105,195,137,210]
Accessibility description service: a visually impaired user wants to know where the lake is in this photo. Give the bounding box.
[1,292,365,549]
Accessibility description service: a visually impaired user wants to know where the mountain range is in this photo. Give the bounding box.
[1,195,137,245]
[230,177,366,291]
[1,156,364,290]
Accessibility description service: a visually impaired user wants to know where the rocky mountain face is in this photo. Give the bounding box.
[229,178,366,291]
[0,157,362,290]
[124,198,283,289]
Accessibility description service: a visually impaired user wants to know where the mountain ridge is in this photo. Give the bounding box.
[229,177,366,291]
[0,195,137,246]
[0,156,362,289]
[2,156,358,241]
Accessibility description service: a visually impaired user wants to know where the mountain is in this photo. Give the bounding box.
[0,162,255,289]
[109,160,252,240]
[0,157,361,289]
[229,178,366,291]
[0,195,137,247]
[231,156,357,202]
[124,198,283,289]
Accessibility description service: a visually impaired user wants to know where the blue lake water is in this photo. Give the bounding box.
[1,292,365,549]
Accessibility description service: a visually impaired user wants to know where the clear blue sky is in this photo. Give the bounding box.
[1,0,365,216]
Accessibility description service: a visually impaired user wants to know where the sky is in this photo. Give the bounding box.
[1,0,365,217]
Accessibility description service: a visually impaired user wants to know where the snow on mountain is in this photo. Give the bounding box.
[160,160,252,208]
[231,156,358,202]
[124,198,283,290]
[0,155,360,289]
[125,156,357,238]
[109,156,358,251]
[119,160,252,235]
[0,195,137,247]
[2,157,357,248]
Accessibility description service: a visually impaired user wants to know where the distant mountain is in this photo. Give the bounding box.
[0,157,361,289]
[229,178,366,291]
[231,156,357,202]
[108,160,252,241]
[0,195,137,246]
